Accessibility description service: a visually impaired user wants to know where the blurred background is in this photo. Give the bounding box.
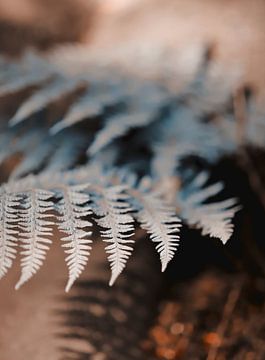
[0,0,265,94]
[0,1,265,359]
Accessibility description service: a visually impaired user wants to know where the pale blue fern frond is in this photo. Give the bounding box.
[0,46,249,291]
[56,184,93,292]
[128,184,181,272]
[10,134,56,179]
[9,76,86,127]
[50,83,126,134]
[0,52,53,96]
[90,185,135,286]
[15,189,54,289]
[43,132,89,173]
[0,188,22,278]
[88,85,169,155]
[178,172,240,244]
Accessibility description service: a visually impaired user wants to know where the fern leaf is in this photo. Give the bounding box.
[0,188,21,279]
[15,189,54,289]
[186,199,239,244]
[152,141,196,177]
[50,86,124,134]
[90,185,135,285]
[88,88,168,155]
[179,172,240,244]
[0,129,16,165]
[150,107,234,178]
[0,53,52,96]
[57,184,93,292]
[44,132,88,173]
[0,47,246,291]
[128,185,181,272]
[0,72,52,98]
[0,126,45,166]
[10,136,55,179]
[9,77,85,126]
[89,113,146,155]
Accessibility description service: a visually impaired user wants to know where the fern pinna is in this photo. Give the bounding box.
[0,46,264,290]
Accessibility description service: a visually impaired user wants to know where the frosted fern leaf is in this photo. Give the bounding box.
[0,52,53,96]
[90,185,135,286]
[0,190,22,278]
[10,136,56,179]
[128,185,181,272]
[43,132,88,173]
[88,88,169,155]
[151,107,236,178]
[50,85,125,134]
[0,47,247,291]
[178,172,240,244]
[0,126,46,167]
[15,189,54,289]
[56,184,93,292]
[9,77,85,126]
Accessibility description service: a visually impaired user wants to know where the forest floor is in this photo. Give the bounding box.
[145,271,265,360]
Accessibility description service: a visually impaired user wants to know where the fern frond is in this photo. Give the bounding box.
[0,126,45,166]
[0,188,21,278]
[90,185,135,286]
[10,135,56,179]
[0,47,245,291]
[15,189,54,289]
[57,184,93,292]
[128,183,181,272]
[88,87,168,155]
[0,129,17,165]
[50,85,124,134]
[50,91,100,134]
[186,199,239,244]
[152,141,195,178]
[151,107,235,178]
[0,52,53,96]
[43,132,88,173]
[179,172,240,243]
[9,77,85,126]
